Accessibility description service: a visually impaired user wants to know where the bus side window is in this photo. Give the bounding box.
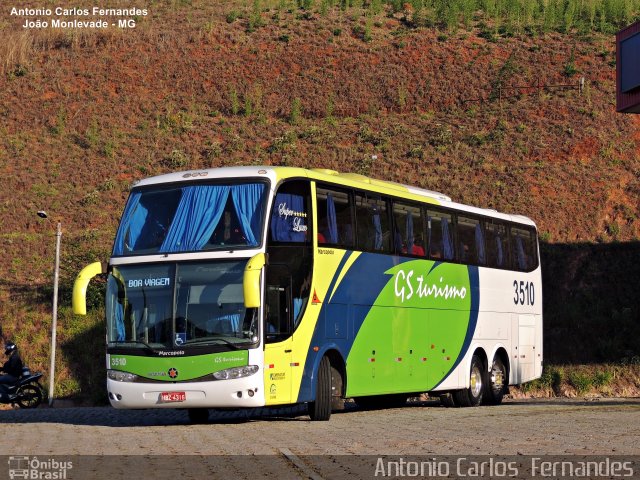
[355,193,391,253]
[392,201,425,257]
[316,187,354,248]
[510,227,537,271]
[456,216,484,265]
[269,182,311,244]
[427,210,454,261]
[485,221,508,268]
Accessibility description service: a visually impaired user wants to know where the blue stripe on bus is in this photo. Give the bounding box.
[297,257,480,402]
[324,250,354,304]
[297,253,405,403]
[430,265,480,390]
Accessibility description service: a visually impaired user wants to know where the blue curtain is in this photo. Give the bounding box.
[475,224,486,265]
[516,236,527,270]
[115,303,125,341]
[113,192,144,255]
[216,313,241,334]
[326,194,338,244]
[160,186,230,252]
[442,218,454,260]
[406,213,414,253]
[394,228,403,252]
[270,193,306,242]
[129,204,148,251]
[231,184,264,247]
[373,211,382,250]
[496,236,504,266]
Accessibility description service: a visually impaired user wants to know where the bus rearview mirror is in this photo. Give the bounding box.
[243,253,266,308]
[72,261,106,315]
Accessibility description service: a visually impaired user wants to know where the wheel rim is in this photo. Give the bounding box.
[18,385,42,408]
[491,361,505,393]
[470,365,483,398]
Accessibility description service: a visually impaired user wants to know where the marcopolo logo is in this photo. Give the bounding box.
[8,456,73,479]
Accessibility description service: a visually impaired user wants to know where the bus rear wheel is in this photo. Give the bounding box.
[453,354,484,407]
[308,356,332,421]
[484,356,507,405]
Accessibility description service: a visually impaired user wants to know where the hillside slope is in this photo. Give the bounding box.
[0,1,638,400]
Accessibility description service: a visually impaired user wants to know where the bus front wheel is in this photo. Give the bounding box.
[453,354,485,407]
[308,356,332,421]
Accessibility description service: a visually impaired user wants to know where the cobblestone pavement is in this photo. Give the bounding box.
[0,398,638,479]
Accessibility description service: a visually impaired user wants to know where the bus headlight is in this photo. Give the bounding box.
[108,369,139,382]
[213,365,259,380]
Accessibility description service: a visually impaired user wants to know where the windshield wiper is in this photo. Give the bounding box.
[184,337,241,350]
[110,340,160,354]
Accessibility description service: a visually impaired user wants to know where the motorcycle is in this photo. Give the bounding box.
[0,367,44,409]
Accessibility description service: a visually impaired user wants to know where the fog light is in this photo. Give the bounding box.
[247,389,254,397]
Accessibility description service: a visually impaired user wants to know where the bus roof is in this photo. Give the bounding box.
[132,166,536,228]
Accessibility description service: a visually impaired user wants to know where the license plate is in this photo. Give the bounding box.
[160,391,186,403]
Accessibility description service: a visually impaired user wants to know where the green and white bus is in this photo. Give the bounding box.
[73,166,542,422]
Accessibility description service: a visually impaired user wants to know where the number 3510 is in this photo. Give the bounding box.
[513,280,535,306]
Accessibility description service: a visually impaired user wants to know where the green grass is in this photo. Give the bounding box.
[568,371,593,394]
[233,0,639,35]
[520,365,623,396]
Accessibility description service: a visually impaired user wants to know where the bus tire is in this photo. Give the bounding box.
[308,356,332,421]
[453,354,484,407]
[187,408,209,424]
[484,356,507,405]
[330,363,345,411]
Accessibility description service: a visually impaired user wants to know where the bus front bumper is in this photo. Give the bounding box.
[106,376,265,409]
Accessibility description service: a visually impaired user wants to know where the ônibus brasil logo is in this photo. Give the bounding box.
[8,456,73,479]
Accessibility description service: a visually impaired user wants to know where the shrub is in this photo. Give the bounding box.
[163,149,190,169]
[568,371,592,394]
[230,89,240,115]
[592,370,613,388]
[289,97,302,124]
[225,10,240,23]
[530,365,563,394]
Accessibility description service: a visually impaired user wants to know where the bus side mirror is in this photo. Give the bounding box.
[244,253,266,308]
[72,262,105,315]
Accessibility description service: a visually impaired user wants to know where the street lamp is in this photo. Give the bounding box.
[37,210,61,407]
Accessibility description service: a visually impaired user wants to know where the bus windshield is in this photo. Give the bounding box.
[112,181,268,256]
[106,260,258,350]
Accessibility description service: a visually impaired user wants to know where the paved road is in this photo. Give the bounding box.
[0,398,638,479]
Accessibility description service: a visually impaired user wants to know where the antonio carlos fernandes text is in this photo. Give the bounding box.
[10,7,148,17]
[373,458,635,478]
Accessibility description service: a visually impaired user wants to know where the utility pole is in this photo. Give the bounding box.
[49,221,61,407]
[37,211,61,407]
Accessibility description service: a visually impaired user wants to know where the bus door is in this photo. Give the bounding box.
[264,264,294,405]
[512,314,536,384]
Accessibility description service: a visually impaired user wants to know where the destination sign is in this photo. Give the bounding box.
[127,277,171,288]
